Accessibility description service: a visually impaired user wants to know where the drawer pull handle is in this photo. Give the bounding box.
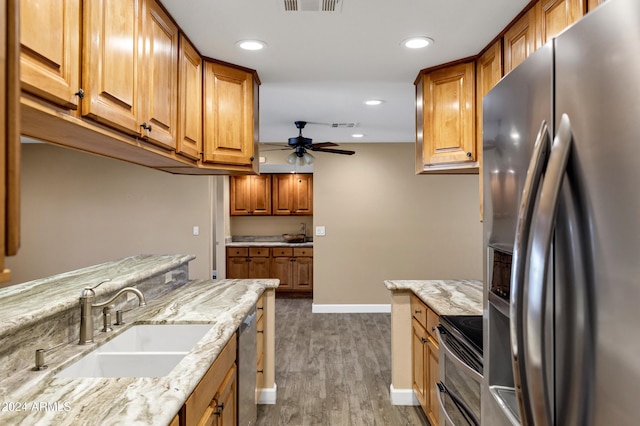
[257,330,264,334]
[415,309,422,314]
[257,369,264,374]
[421,337,428,344]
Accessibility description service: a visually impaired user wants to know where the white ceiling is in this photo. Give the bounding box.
[161,0,528,146]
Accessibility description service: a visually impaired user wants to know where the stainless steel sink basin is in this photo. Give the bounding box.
[55,324,213,378]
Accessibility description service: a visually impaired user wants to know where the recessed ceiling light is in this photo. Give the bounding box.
[402,37,434,49]
[364,99,384,106]
[236,40,267,51]
[352,133,365,138]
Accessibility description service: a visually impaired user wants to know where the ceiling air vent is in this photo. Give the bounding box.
[330,122,357,128]
[283,0,343,12]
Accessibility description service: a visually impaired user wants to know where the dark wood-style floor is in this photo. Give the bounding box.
[256,297,428,426]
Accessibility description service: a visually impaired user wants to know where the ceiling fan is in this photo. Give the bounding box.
[266,121,356,165]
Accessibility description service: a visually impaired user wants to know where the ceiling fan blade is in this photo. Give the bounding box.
[309,142,339,149]
[308,147,355,155]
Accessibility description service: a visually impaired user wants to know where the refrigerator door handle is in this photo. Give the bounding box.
[526,114,573,426]
[509,120,550,426]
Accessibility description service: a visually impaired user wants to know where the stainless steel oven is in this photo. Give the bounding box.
[436,315,483,426]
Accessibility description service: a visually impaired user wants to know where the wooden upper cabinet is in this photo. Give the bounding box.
[415,61,476,173]
[139,0,178,150]
[539,0,585,44]
[230,175,271,216]
[176,34,202,160]
[1,0,20,282]
[203,62,257,167]
[82,0,142,135]
[476,41,503,220]
[271,173,313,215]
[19,0,81,109]
[503,5,540,74]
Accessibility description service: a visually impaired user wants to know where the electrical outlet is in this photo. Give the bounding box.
[315,226,326,236]
[193,226,199,236]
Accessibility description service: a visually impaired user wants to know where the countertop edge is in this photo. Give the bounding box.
[385,279,483,316]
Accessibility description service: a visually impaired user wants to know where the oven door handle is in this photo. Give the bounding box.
[437,381,480,426]
[436,326,482,383]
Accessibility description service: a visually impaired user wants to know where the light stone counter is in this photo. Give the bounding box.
[384,279,483,315]
[226,241,313,248]
[0,276,278,425]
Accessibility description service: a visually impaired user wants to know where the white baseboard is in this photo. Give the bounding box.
[389,385,419,406]
[257,383,277,405]
[311,303,391,313]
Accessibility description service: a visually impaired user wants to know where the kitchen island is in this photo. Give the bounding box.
[384,279,482,408]
[0,255,277,425]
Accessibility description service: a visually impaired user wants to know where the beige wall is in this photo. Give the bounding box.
[5,143,215,286]
[310,143,483,305]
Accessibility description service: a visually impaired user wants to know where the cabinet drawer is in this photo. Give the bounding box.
[411,294,428,329]
[426,307,439,340]
[249,247,269,257]
[272,247,293,257]
[227,247,249,257]
[293,247,313,257]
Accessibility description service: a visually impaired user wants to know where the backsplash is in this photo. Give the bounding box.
[231,215,313,237]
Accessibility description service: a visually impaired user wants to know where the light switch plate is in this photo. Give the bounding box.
[315,226,326,236]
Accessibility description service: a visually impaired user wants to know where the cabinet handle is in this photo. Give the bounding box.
[74,88,85,99]
[414,309,422,314]
[257,369,264,374]
[257,330,264,334]
[421,337,428,344]
[214,402,225,416]
[250,156,255,161]
[466,151,472,158]
[257,307,264,311]
[140,122,152,132]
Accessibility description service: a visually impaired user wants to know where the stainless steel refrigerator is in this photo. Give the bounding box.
[482,0,640,424]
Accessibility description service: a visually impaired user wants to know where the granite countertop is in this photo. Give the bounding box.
[384,279,483,315]
[1,278,279,426]
[226,235,313,248]
[226,241,313,248]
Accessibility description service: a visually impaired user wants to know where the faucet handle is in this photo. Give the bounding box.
[81,279,111,297]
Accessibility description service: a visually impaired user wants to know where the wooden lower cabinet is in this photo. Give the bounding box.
[411,295,439,425]
[182,333,237,426]
[226,246,313,295]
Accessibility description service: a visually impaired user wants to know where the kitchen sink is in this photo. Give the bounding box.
[55,324,213,378]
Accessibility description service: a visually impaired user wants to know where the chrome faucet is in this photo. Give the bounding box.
[301,222,306,238]
[78,280,146,344]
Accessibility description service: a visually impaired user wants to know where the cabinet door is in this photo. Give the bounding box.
[539,0,585,45]
[82,0,142,135]
[426,337,440,426]
[476,41,502,220]
[412,318,428,412]
[292,256,313,290]
[227,256,248,279]
[271,256,292,290]
[249,257,270,279]
[203,62,256,166]
[176,34,202,160]
[139,0,178,150]
[214,364,237,426]
[503,5,540,74]
[418,61,476,168]
[20,0,80,109]
[229,175,271,215]
[292,174,313,215]
[271,174,293,215]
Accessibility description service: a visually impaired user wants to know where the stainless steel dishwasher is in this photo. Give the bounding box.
[238,305,257,426]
